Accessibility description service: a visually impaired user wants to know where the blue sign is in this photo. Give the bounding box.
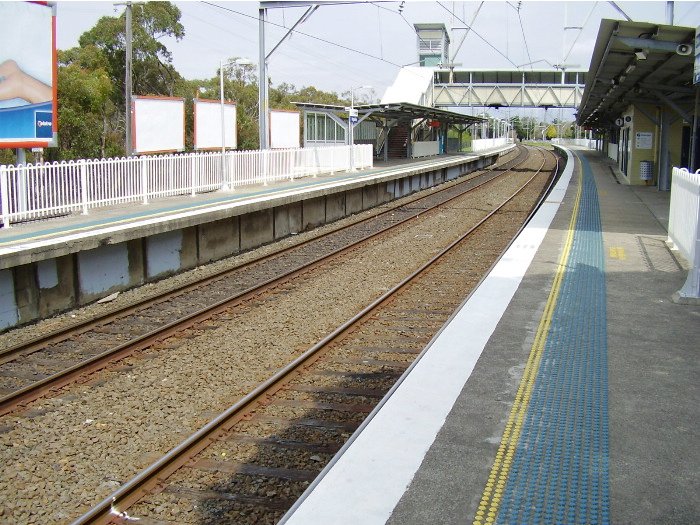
[349,116,359,125]
[35,111,53,138]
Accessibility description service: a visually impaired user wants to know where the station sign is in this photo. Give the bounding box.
[349,116,359,125]
[345,108,359,117]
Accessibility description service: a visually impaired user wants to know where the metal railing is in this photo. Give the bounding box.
[668,167,700,299]
[0,144,373,228]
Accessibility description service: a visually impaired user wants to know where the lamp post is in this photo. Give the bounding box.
[348,85,372,171]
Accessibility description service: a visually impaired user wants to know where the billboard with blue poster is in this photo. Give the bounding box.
[0,2,57,148]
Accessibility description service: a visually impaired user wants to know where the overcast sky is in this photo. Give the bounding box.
[56,0,700,101]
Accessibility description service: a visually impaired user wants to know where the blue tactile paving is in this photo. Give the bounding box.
[496,155,610,525]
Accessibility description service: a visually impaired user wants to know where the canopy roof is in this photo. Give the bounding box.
[293,102,485,127]
[577,19,696,128]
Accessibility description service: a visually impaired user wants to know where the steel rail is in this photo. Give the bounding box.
[282,147,561,522]
[0,148,530,416]
[71,147,557,525]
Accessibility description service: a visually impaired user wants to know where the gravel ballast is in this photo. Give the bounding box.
[0,159,546,524]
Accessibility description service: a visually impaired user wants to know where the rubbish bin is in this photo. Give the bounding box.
[640,160,653,181]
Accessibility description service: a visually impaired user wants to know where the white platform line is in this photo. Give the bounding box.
[281,148,574,525]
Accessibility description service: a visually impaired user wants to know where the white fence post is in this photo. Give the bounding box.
[263,150,269,186]
[141,157,149,205]
[1,166,11,228]
[79,159,89,215]
[191,155,197,197]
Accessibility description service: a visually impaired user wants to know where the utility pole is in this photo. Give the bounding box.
[116,1,134,156]
[257,2,320,150]
[258,7,268,150]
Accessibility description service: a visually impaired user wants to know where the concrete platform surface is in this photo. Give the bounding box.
[280,147,700,525]
[0,152,499,260]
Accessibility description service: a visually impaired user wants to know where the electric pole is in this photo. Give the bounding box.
[125,1,133,156]
[116,1,135,155]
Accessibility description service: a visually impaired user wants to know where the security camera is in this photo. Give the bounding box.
[676,43,693,56]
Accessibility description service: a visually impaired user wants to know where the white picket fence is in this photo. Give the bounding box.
[471,137,510,151]
[668,167,700,299]
[0,144,373,228]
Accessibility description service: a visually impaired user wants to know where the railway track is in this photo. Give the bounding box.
[0,146,528,416]
[70,146,560,524]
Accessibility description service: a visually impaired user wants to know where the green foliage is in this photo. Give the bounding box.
[54,49,116,160]
[546,124,558,140]
[79,2,184,100]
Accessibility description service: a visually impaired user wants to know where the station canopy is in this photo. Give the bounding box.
[293,101,485,127]
[577,19,696,128]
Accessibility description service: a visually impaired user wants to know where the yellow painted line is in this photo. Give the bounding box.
[609,246,626,260]
[473,159,583,525]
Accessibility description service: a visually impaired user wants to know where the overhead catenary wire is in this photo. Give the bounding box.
[371,1,438,65]
[184,4,394,93]
[202,1,404,69]
[561,2,599,65]
[515,3,533,70]
[436,1,520,69]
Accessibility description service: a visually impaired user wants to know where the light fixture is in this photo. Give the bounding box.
[624,63,636,74]
[634,49,648,60]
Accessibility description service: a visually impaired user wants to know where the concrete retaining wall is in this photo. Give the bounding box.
[0,150,510,332]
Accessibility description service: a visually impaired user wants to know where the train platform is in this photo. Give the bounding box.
[281,147,700,525]
[0,151,504,265]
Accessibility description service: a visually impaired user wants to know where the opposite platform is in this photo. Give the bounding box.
[281,148,700,525]
[0,148,511,330]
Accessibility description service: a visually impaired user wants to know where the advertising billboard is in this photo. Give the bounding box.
[132,96,185,154]
[193,99,237,150]
[270,110,301,149]
[0,2,57,148]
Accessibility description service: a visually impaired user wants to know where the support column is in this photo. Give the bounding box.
[690,87,699,171]
[658,109,671,191]
[383,126,389,162]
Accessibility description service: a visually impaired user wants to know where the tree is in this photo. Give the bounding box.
[79,2,184,102]
[53,47,116,159]
[509,116,526,140]
[546,124,558,140]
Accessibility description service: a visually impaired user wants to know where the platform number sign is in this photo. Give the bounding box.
[695,26,700,85]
